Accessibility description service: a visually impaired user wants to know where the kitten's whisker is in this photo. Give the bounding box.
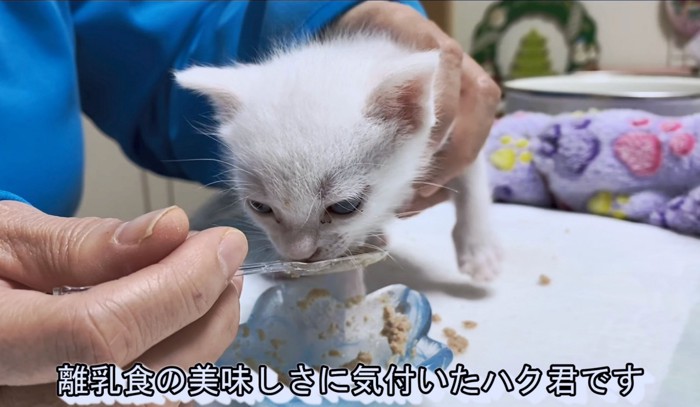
[355,242,397,265]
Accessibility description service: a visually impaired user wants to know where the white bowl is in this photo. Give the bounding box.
[504,73,700,116]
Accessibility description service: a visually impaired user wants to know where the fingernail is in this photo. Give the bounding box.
[114,206,179,245]
[418,185,439,197]
[231,275,244,299]
[218,229,248,279]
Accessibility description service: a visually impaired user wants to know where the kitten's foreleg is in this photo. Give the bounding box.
[449,154,502,283]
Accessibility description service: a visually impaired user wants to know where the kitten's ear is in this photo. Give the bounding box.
[174,66,240,120]
[365,52,438,139]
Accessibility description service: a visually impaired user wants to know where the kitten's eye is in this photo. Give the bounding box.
[249,200,273,214]
[327,197,363,215]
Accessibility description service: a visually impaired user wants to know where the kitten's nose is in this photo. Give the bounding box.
[284,236,318,261]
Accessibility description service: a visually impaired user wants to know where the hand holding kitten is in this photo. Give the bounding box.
[336,1,502,215]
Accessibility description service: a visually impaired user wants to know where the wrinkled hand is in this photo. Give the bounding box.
[0,201,247,405]
[336,1,501,215]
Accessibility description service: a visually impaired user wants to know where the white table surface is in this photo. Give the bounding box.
[238,203,700,406]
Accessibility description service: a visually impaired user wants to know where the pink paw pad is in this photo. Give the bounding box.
[632,118,650,127]
[670,133,696,157]
[661,122,682,132]
[613,133,663,177]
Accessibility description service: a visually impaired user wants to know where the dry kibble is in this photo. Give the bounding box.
[448,335,469,354]
[381,306,411,356]
[443,327,469,354]
[296,288,331,310]
[257,329,266,341]
[539,274,551,286]
[431,314,442,323]
[462,321,478,329]
[328,349,342,357]
[240,326,250,338]
[342,351,373,370]
[344,295,365,308]
[270,339,285,350]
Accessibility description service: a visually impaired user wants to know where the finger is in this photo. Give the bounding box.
[0,201,189,292]
[419,55,501,197]
[0,383,62,406]
[429,39,463,151]
[0,227,247,385]
[0,383,181,407]
[136,282,241,370]
[397,188,451,218]
[360,5,464,151]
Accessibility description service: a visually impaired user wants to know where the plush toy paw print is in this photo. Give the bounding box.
[489,134,533,172]
[485,109,700,237]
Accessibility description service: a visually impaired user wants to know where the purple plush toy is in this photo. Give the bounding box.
[486,109,700,236]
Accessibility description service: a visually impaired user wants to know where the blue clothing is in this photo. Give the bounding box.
[0,1,425,217]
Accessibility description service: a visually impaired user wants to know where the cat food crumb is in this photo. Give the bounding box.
[381,306,411,356]
[277,372,292,387]
[431,314,442,323]
[443,327,469,354]
[342,351,373,370]
[264,350,282,364]
[363,315,369,323]
[297,288,331,310]
[241,326,250,338]
[539,274,551,286]
[328,322,339,335]
[462,321,478,329]
[257,329,266,341]
[328,349,342,357]
[270,339,285,350]
[344,295,365,308]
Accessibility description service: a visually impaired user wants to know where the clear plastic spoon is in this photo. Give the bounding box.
[52,250,388,295]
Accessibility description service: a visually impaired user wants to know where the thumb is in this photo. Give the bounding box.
[0,201,189,292]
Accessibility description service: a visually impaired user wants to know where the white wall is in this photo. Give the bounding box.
[76,1,693,220]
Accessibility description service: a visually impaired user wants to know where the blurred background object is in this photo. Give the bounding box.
[665,0,700,38]
[503,73,700,115]
[471,1,600,84]
[664,0,700,66]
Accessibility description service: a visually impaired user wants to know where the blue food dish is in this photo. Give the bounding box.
[209,283,452,406]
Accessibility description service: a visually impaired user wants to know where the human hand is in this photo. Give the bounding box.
[0,201,247,405]
[335,1,501,216]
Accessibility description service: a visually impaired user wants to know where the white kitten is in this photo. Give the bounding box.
[177,32,501,283]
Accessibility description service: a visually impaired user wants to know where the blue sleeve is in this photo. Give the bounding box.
[0,1,425,216]
[0,191,31,206]
[70,1,427,188]
[0,2,84,216]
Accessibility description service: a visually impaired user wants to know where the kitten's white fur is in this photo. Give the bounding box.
[177,32,501,283]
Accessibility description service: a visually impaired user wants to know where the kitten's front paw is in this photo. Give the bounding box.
[457,242,502,284]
